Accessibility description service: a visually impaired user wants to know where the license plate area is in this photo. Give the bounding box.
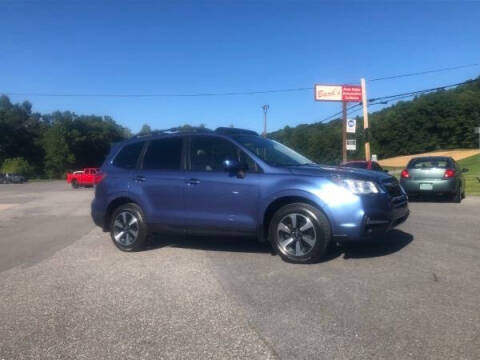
[420,183,433,190]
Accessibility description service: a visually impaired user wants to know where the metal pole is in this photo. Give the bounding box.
[361,78,370,161]
[342,101,347,163]
[262,105,269,136]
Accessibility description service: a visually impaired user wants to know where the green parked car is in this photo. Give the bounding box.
[400,156,468,203]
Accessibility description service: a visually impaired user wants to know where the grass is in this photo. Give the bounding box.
[458,154,480,196]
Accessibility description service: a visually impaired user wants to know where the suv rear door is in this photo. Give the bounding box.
[184,135,261,235]
[130,136,186,232]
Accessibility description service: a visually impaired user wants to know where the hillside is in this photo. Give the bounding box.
[269,77,480,165]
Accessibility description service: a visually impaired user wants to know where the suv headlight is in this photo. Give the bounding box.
[339,179,379,194]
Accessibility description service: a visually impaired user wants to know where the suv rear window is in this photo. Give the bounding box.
[143,137,183,170]
[112,141,145,169]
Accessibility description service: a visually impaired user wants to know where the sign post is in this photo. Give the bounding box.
[361,78,370,161]
[342,102,347,162]
[315,84,362,163]
[346,139,357,151]
[346,119,356,133]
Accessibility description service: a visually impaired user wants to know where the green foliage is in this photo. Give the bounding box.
[269,120,365,165]
[0,96,129,178]
[138,124,152,135]
[370,79,480,158]
[269,78,480,164]
[458,154,480,195]
[1,157,34,176]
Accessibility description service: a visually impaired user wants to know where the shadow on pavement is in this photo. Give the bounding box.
[338,229,414,259]
[408,195,455,203]
[146,229,413,261]
[147,234,273,254]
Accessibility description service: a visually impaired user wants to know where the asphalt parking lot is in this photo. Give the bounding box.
[0,182,479,360]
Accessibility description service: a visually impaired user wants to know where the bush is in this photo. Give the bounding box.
[1,157,34,177]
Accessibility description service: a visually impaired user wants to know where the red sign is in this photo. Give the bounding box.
[342,85,362,102]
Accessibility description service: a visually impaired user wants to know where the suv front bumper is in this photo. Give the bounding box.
[332,193,409,241]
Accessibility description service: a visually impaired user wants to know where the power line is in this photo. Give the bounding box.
[369,79,475,102]
[369,63,478,82]
[319,103,362,123]
[318,79,476,123]
[1,63,477,98]
[1,87,313,98]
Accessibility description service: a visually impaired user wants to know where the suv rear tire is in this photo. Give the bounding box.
[269,203,331,264]
[110,203,148,251]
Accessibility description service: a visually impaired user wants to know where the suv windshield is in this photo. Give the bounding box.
[233,135,314,167]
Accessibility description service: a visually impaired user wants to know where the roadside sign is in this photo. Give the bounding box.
[342,85,362,102]
[346,139,356,151]
[314,84,363,102]
[475,127,480,134]
[314,85,342,101]
[346,118,356,133]
[371,154,378,161]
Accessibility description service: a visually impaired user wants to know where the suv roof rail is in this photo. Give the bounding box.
[215,127,259,136]
[132,127,212,138]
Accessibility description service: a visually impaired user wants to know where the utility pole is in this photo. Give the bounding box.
[262,104,269,136]
[361,78,370,161]
[342,101,347,163]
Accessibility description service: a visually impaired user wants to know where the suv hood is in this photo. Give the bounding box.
[288,164,392,182]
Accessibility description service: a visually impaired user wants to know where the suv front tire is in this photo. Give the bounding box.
[269,203,331,263]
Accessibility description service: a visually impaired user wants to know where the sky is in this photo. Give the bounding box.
[0,0,479,134]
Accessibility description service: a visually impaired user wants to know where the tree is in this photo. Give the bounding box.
[269,77,480,163]
[138,124,152,135]
[1,157,34,176]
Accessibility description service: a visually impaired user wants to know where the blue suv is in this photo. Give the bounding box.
[91,127,409,263]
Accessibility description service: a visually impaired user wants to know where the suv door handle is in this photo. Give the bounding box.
[186,178,200,185]
[135,175,146,183]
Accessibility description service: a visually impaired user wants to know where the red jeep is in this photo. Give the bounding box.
[66,168,103,188]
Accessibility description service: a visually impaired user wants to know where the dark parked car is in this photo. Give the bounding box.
[400,156,468,202]
[341,160,387,173]
[3,173,26,184]
[91,127,409,263]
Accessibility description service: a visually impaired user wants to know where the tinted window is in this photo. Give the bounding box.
[143,137,183,170]
[113,142,144,169]
[191,136,242,172]
[233,135,313,167]
[344,162,368,169]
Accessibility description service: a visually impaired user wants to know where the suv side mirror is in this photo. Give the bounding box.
[223,159,241,172]
[223,159,248,177]
[383,169,389,173]
[462,168,469,173]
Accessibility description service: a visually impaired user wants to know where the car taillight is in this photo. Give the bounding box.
[400,169,409,178]
[444,169,456,178]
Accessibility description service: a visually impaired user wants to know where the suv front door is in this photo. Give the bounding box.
[184,135,261,236]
